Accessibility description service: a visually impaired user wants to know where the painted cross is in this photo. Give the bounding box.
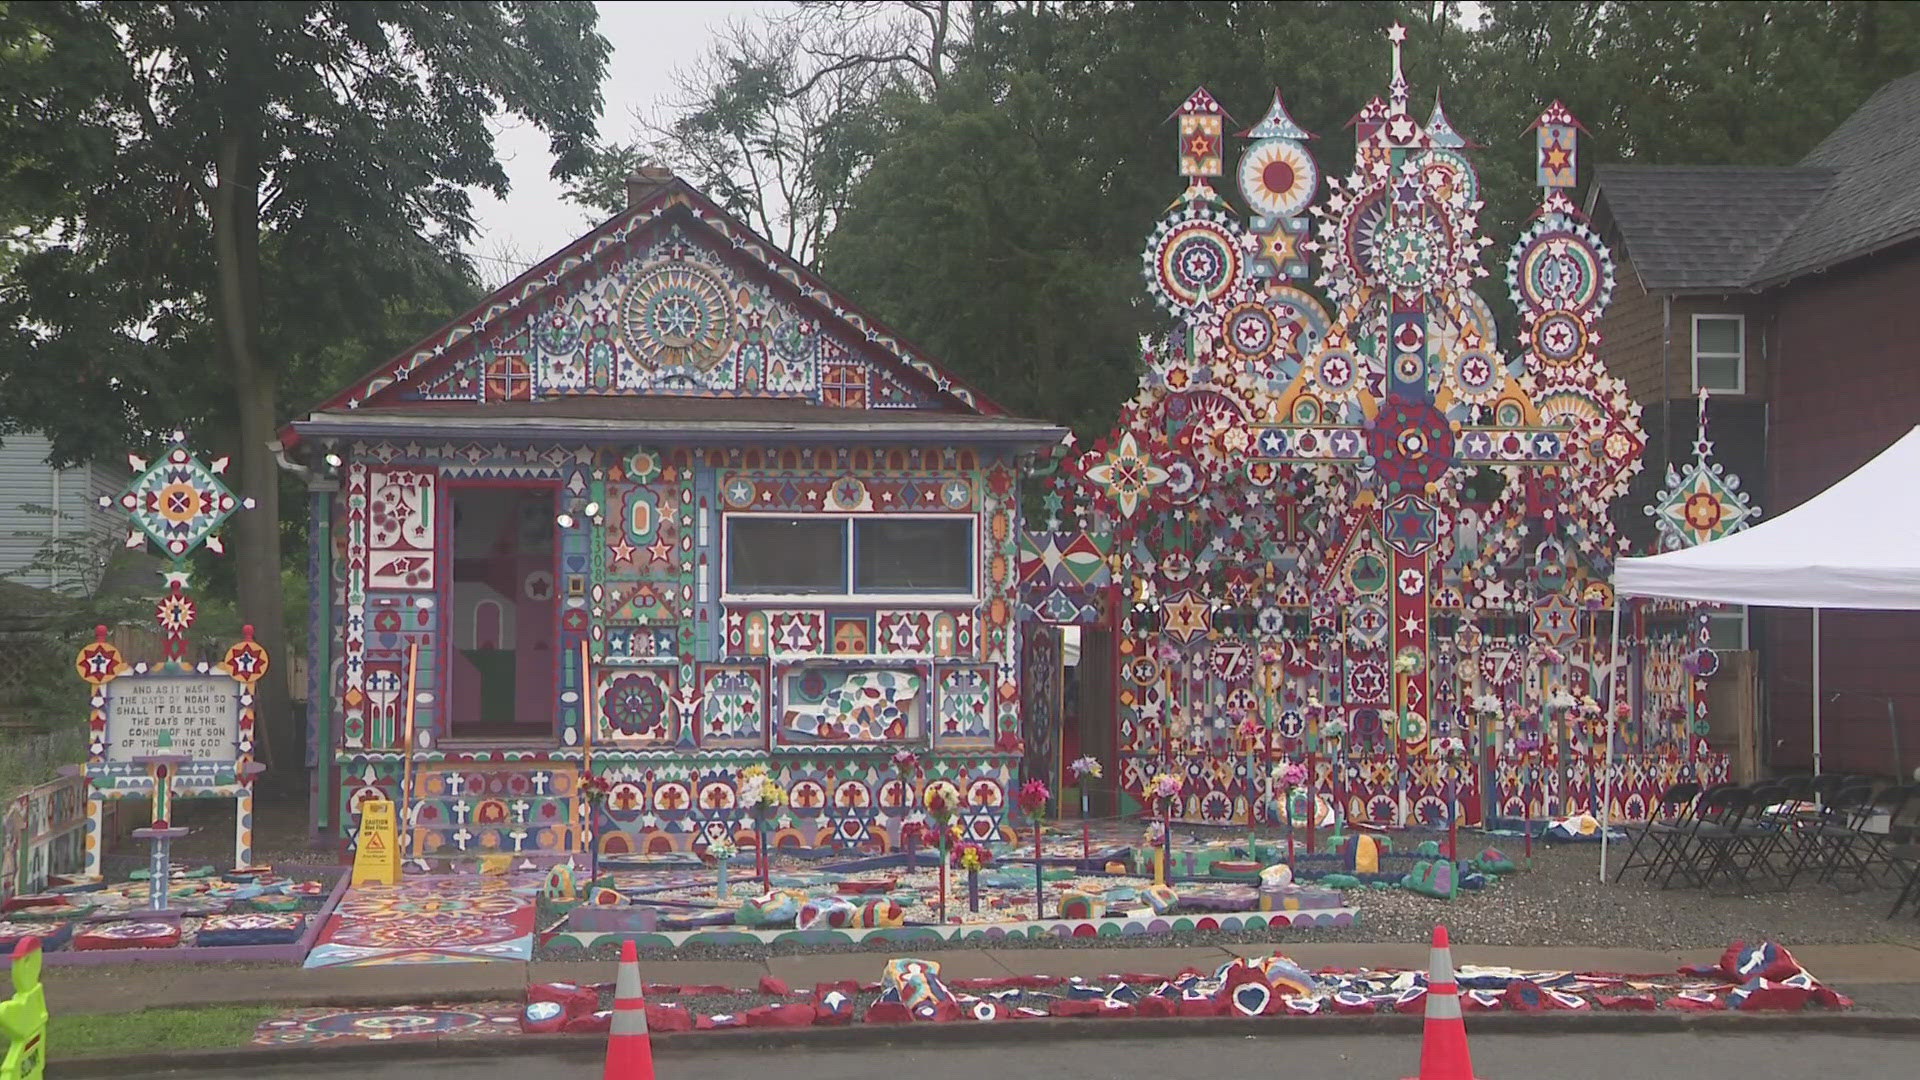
[529,771,551,796]
[510,799,531,823]
[452,799,472,824]
[452,827,473,850]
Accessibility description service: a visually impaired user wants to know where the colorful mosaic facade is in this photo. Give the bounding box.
[1035,29,1724,828]
[299,183,1054,858]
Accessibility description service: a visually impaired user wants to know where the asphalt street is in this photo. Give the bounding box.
[125,1030,1920,1080]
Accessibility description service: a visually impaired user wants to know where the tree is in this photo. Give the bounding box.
[0,2,610,785]
[570,2,968,264]
[819,0,1920,435]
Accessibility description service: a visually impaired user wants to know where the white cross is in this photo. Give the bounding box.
[452,827,473,850]
[510,799,530,823]
[452,799,472,824]
[508,829,528,851]
[746,620,767,653]
[445,774,466,796]
[934,622,954,654]
[530,772,551,796]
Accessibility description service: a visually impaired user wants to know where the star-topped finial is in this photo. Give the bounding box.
[1387,22,1408,44]
[1386,23,1409,113]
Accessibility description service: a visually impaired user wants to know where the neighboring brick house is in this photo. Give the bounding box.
[1587,71,1920,779]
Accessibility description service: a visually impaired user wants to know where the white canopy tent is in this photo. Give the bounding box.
[1599,425,1920,879]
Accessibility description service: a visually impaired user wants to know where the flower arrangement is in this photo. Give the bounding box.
[1471,693,1503,718]
[1320,715,1348,741]
[738,764,786,811]
[892,748,919,774]
[1069,755,1102,781]
[923,780,962,826]
[1149,772,1183,804]
[579,772,613,806]
[1615,702,1632,720]
[707,834,738,862]
[899,819,933,848]
[952,841,992,872]
[1235,712,1264,744]
[1393,650,1423,675]
[1144,819,1166,846]
[1016,779,1050,817]
[1542,646,1566,665]
[1271,759,1308,790]
[1434,736,1469,760]
[1547,687,1578,709]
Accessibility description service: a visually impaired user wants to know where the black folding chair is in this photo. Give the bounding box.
[1612,781,1701,883]
[1852,784,1917,888]
[1661,784,1753,890]
[1726,781,1792,891]
[1785,782,1877,889]
[1889,842,1920,917]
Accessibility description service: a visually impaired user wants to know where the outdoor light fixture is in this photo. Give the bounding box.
[556,512,576,529]
[324,452,343,468]
[584,501,602,518]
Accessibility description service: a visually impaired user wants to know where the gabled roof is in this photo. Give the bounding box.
[1755,71,1920,287]
[1589,71,1920,294]
[1588,166,1833,292]
[288,177,1013,441]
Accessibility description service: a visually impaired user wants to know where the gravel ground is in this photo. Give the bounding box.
[544,831,1920,962]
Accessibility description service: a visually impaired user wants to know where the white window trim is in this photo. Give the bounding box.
[1707,605,1749,652]
[1691,313,1746,394]
[721,512,979,604]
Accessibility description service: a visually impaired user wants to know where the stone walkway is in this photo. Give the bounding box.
[37,941,1920,1015]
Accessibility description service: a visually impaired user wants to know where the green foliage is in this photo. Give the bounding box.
[817,0,1920,435]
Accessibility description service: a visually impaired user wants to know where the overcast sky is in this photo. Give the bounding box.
[467,0,782,278]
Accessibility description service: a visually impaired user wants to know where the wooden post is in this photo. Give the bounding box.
[400,641,419,860]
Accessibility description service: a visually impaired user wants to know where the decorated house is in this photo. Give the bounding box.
[278,170,1065,861]
[1589,72,1920,779]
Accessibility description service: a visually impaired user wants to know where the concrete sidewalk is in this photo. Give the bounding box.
[38,941,1920,1015]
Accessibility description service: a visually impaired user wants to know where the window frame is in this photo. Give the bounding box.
[722,512,978,603]
[1691,313,1747,395]
[1706,604,1749,652]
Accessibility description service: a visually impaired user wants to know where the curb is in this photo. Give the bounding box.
[47,1009,1920,1076]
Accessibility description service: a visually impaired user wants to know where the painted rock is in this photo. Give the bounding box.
[795,895,856,931]
[1056,890,1095,920]
[1258,864,1293,888]
[1402,859,1456,899]
[881,958,959,1021]
[1143,883,1178,915]
[542,864,577,901]
[520,999,568,1034]
[1459,872,1489,891]
[1341,833,1382,875]
[1318,873,1362,890]
[854,898,905,929]
[1476,847,1516,874]
[1723,940,1801,982]
[736,890,802,927]
[814,991,856,1025]
[590,886,626,906]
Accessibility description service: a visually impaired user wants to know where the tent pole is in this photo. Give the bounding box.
[1812,607,1823,779]
[1600,598,1623,883]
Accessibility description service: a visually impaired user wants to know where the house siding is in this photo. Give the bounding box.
[1764,243,1920,778]
[0,433,121,593]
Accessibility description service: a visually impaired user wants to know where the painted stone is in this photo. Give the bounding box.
[1460,872,1489,891]
[541,864,577,901]
[590,887,626,906]
[1056,890,1095,920]
[1258,864,1293,888]
[1414,840,1441,858]
[795,895,856,931]
[881,957,959,1021]
[1340,834,1382,875]
[853,898,905,929]
[736,891,802,927]
[1143,883,1178,914]
[1402,859,1456,899]
[1476,847,1516,874]
[1318,873,1362,890]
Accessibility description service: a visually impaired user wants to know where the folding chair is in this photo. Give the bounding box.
[1726,781,1792,891]
[1786,782,1876,889]
[1661,784,1753,890]
[1889,842,1920,917]
[1852,784,1917,888]
[1612,781,1700,883]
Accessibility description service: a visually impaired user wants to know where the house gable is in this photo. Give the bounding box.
[311,181,1002,419]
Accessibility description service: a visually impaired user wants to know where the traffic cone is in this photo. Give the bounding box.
[1403,924,1482,1080]
[605,939,656,1080]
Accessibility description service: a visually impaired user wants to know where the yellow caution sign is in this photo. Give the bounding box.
[351,799,400,886]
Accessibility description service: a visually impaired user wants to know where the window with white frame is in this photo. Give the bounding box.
[1692,314,1745,394]
[724,514,975,598]
[1705,605,1748,652]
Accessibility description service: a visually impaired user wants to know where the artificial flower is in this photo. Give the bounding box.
[1149,772,1183,802]
[1320,717,1348,740]
[579,773,613,804]
[892,748,919,773]
[1542,646,1566,665]
[1393,651,1422,675]
[923,780,962,824]
[1016,779,1051,815]
[1069,755,1103,780]
[952,841,992,872]
[707,835,738,861]
[1271,760,1308,789]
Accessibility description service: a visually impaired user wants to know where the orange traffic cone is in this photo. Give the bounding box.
[1404,924,1482,1080]
[605,939,656,1080]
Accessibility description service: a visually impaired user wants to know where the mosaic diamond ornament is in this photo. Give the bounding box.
[102,431,253,558]
[1647,391,1760,551]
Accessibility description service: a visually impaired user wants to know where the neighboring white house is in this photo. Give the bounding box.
[0,432,123,594]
